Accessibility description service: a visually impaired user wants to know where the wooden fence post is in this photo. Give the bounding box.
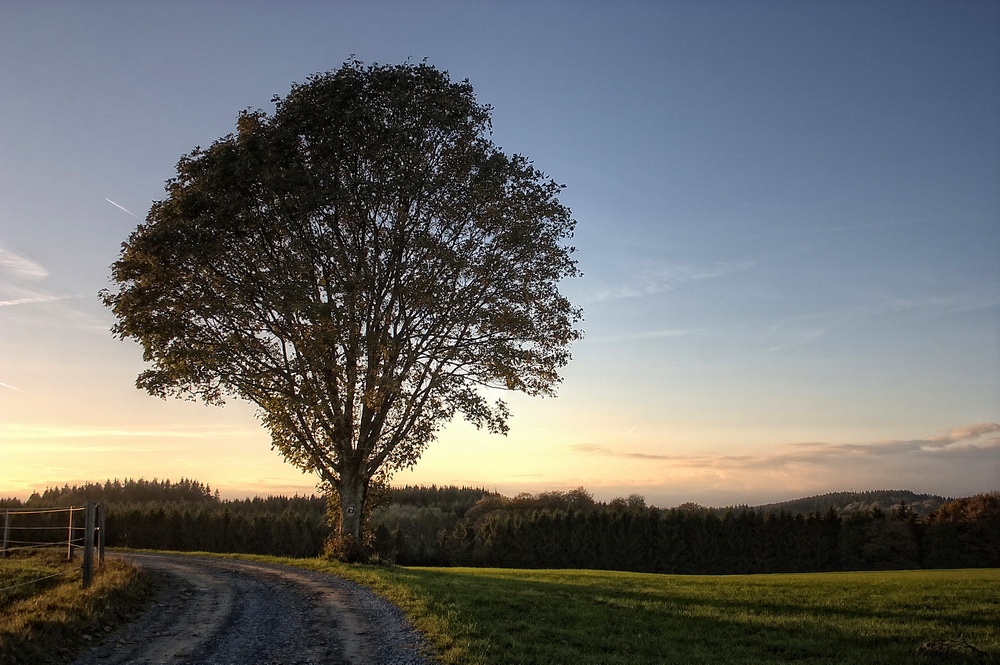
[82,502,95,589]
[2,510,9,558]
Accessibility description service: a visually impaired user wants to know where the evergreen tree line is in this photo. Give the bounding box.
[438,499,998,572]
[4,478,219,508]
[1,479,329,558]
[372,489,999,572]
[2,481,997,572]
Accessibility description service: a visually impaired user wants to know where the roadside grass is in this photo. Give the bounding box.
[0,549,155,665]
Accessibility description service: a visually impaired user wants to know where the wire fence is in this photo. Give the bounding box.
[3,506,83,556]
[0,566,80,596]
[1,503,106,591]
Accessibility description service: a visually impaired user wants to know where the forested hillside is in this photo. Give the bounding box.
[753,490,947,516]
[2,480,996,573]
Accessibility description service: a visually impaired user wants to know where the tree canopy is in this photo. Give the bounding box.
[102,60,582,558]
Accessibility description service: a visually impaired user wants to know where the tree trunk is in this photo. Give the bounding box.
[332,467,368,562]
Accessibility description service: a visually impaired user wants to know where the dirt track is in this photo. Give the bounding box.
[70,553,434,665]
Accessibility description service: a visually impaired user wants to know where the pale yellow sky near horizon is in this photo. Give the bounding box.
[4,359,998,506]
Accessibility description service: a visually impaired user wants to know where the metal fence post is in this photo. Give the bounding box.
[97,503,106,568]
[83,502,95,588]
[2,510,9,558]
[67,507,75,561]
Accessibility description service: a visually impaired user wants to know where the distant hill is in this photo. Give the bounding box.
[750,490,949,517]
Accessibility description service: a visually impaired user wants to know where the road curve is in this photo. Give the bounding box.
[70,552,435,665]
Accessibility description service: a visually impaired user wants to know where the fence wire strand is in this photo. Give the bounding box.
[2,507,83,516]
[0,567,80,594]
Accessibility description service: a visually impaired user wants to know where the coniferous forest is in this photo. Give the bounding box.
[2,479,997,574]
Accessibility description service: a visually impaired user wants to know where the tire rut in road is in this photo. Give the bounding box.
[71,553,433,665]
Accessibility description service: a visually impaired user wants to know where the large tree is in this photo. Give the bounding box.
[102,60,582,559]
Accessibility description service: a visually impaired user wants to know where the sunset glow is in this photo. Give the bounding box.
[2,2,997,506]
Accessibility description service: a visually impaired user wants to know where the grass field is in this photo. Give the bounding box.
[5,549,999,664]
[288,559,1000,665]
[0,550,154,665]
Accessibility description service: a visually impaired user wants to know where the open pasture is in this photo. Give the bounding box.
[300,561,1000,665]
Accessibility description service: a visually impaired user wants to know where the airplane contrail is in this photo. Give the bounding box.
[0,381,27,394]
[106,198,139,218]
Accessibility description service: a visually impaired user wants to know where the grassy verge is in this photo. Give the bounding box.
[0,550,155,665]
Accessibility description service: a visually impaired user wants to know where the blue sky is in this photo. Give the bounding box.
[2,1,998,506]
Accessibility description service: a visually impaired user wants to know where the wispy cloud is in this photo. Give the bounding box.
[569,423,1000,500]
[761,291,1000,352]
[2,424,269,460]
[571,443,678,460]
[594,327,705,343]
[592,259,759,302]
[0,244,48,280]
[740,214,968,241]
[4,442,172,454]
[0,294,72,308]
[1,423,264,440]
[763,326,827,352]
[570,423,1000,470]
[0,244,74,309]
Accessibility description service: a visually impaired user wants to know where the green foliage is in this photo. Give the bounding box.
[923,493,1000,568]
[101,60,582,551]
[754,490,949,517]
[389,485,496,514]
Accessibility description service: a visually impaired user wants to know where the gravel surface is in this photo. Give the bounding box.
[70,553,438,665]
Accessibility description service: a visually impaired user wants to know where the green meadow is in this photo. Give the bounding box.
[294,561,1000,665]
[4,550,998,664]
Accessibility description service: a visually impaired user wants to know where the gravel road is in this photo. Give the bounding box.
[70,553,437,665]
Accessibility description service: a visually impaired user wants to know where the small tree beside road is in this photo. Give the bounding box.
[102,60,582,560]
